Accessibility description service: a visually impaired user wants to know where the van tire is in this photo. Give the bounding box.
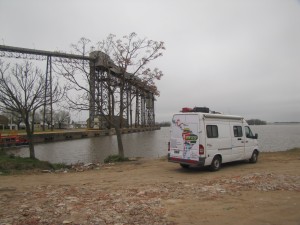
[210,156,221,172]
[249,151,258,163]
[180,163,190,169]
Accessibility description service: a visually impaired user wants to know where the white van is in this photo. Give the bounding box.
[168,109,259,171]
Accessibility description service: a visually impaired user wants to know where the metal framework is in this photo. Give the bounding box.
[0,45,156,130]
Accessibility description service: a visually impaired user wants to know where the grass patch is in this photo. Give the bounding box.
[0,151,69,174]
[104,154,129,163]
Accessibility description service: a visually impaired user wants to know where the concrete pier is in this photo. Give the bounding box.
[0,127,161,146]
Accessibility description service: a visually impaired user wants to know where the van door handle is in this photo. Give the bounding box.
[238,138,242,140]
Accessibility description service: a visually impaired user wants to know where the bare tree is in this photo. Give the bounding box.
[98,33,165,157]
[0,60,63,158]
[53,110,70,129]
[56,33,165,158]
[1,110,23,129]
[39,108,52,129]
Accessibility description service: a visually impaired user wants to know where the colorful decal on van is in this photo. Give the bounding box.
[172,118,198,159]
[172,118,187,130]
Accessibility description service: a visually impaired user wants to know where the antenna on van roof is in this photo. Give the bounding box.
[181,107,210,113]
[192,107,210,113]
[211,111,221,114]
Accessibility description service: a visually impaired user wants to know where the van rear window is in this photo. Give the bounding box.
[207,125,218,138]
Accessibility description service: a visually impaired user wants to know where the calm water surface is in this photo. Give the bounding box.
[8,124,300,164]
[251,124,300,152]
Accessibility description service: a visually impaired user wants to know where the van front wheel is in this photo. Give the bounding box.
[249,151,258,163]
[210,156,221,171]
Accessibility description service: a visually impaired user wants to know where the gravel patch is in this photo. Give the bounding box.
[1,172,299,225]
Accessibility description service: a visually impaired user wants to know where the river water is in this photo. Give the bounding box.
[7,124,300,164]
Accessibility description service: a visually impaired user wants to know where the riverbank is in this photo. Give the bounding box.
[0,126,160,147]
[0,149,299,225]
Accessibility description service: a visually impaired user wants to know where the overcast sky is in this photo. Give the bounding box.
[1,0,299,122]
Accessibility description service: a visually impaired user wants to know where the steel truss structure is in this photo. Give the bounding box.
[0,45,156,129]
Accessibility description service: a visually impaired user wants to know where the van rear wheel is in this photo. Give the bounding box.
[210,156,221,172]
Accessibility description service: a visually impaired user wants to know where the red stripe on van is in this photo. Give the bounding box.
[169,157,198,165]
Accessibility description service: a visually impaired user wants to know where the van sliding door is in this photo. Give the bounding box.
[231,125,245,160]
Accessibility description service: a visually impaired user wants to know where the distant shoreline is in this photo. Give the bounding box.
[247,122,300,125]
[270,122,300,125]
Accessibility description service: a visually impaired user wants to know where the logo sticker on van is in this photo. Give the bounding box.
[172,118,198,159]
[182,128,198,158]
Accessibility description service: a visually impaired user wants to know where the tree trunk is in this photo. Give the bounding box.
[25,120,35,159]
[119,85,124,128]
[115,127,124,158]
[116,80,125,158]
[17,119,22,130]
[28,138,35,159]
[105,117,125,158]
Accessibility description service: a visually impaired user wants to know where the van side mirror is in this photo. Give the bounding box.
[254,133,258,139]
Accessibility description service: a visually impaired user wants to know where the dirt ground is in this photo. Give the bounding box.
[0,150,300,225]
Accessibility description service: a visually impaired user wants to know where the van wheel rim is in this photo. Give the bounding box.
[253,153,257,161]
[214,160,220,168]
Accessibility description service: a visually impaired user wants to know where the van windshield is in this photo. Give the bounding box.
[245,126,253,138]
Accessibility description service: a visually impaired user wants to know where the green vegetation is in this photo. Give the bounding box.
[104,154,129,163]
[0,150,68,175]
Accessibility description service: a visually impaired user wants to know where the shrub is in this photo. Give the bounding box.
[104,154,129,163]
[0,152,69,174]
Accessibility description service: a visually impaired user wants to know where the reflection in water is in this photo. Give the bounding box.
[9,128,170,164]
[7,124,300,164]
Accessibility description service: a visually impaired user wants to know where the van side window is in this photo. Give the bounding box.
[207,125,218,138]
[233,126,243,137]
[245,126,253,138]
